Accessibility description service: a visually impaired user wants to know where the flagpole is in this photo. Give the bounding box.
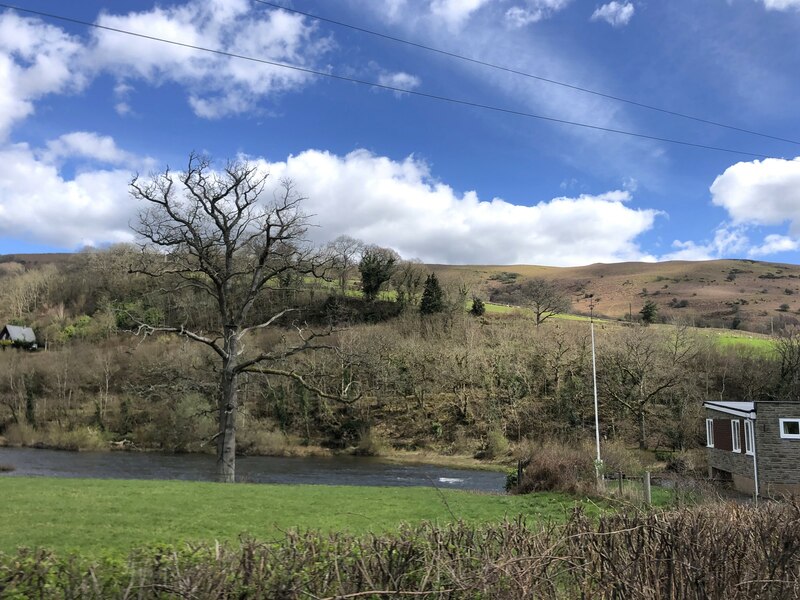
[590,299,602,486]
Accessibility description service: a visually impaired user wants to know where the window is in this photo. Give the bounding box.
[744,420,754,455]
[706,418,714,448]
[731,420,741,453]
[779,418,800,440]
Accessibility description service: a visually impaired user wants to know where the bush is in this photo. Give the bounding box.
[513,440,597,495]
[481,428,510,460]
[353,427,388,456]
[236,425,295,456]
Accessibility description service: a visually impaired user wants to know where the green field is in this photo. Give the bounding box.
[0,477,609,557]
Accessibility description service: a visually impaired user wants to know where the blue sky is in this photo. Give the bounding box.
[0,0,799,265]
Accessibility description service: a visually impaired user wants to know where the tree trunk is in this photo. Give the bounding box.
[638,409,647,450]
[217,327,239,483]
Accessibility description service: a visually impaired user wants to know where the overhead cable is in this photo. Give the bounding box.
[255,0,800,147]
[0,3,781,160]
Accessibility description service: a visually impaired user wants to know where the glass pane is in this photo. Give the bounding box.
[783,421,800,436]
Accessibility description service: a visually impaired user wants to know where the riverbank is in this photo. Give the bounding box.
[0,476,591,557]
[0,432,511,473]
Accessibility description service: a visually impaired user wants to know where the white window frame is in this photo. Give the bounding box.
[744,420,754,456]
[731,420,741,453]
[779,418,800,440]
[706,418,714,448]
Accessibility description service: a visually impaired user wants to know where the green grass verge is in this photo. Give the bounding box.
[0,477,602,558]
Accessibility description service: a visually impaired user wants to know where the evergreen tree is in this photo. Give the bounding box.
[470,295,486,317]
[639,300,658,325]
[419,273,445,315]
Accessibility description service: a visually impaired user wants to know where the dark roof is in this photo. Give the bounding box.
[2,325,36,343]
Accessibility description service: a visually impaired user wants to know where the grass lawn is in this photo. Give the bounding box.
[0,477,603,557]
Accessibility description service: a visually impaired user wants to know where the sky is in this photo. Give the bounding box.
[0,0,799,266]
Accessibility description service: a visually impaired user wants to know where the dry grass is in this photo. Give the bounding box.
[436,259,800,332]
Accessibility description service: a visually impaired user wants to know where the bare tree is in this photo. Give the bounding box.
[130,153,351,482]
[599,324,696,450]
[491,278,571,326]
[325,235,365,294]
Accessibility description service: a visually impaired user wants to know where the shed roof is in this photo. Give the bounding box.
[703,401,756,419]
[2,325,36,343]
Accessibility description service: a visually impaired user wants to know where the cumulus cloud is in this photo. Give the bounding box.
[0,142,135,249]
[0,11,87,139]
[750,234,800,256]
[710,157,800,233]
[0,139,659,265]
[669,157,800,260]
[505,0,572,27]
[87,0,331,119]
[42,132,143,167]
[759,0,800,11]
[260,149,658,265]
[591,2,635,27]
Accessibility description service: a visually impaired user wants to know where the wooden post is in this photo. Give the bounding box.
[643,471,652,505]
[618,472,624,496]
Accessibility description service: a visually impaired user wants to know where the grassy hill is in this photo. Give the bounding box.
[4,252,800,334]
[435,259,800,333]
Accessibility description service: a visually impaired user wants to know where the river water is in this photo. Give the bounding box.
[0,447,506,492]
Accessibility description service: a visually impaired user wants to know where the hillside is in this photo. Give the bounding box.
[435,259,800,333]
[4,253,800,334]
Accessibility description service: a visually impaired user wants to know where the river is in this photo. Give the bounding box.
[0,447,507,492]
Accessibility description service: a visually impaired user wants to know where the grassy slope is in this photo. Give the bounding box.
[437,259,800,332]
[0,477,606,557]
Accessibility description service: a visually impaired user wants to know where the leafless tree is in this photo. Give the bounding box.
[599,324,696,450]
[491,278,571,326]
[130,153,352,482]
[325,235,364,294]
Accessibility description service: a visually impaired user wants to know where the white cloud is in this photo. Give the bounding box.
[591,2,635,27]
[88,0,331,119]
[430,0,491,29]
[377,71,422,95]
[0,11,87,139]
[749,234,800,256]
[710,157,800,233]
[42,132,142,166]
[667,156,800,260]
[759,0,800,11]
[505,0,572,27]
[0,142,135,249]
[0,138,659,265]
[664,226,750,261]
[260,149,658,265]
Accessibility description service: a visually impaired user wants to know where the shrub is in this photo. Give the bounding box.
[482,428,510,460]
[353,427,388,456]
[513,440,597,495]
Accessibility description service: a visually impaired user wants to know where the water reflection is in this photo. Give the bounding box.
[0,447,505,493]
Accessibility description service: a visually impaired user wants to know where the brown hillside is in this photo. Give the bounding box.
[435,259,800,333]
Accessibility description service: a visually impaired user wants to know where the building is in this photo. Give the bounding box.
[703,400,800,496]
[0,324,38,350]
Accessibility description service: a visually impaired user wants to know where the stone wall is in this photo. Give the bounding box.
[754,402,800,489]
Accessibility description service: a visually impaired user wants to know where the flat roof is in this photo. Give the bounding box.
[703,401,756,419]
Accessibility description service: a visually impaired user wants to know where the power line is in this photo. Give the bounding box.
[255,0,800,147]
[0,3,781,160]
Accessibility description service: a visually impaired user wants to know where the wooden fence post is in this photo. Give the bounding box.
[618,472,623,496]
[643,471,652,505]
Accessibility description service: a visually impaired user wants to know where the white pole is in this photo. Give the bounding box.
[751,418,759,504]
[591,308,602,482]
